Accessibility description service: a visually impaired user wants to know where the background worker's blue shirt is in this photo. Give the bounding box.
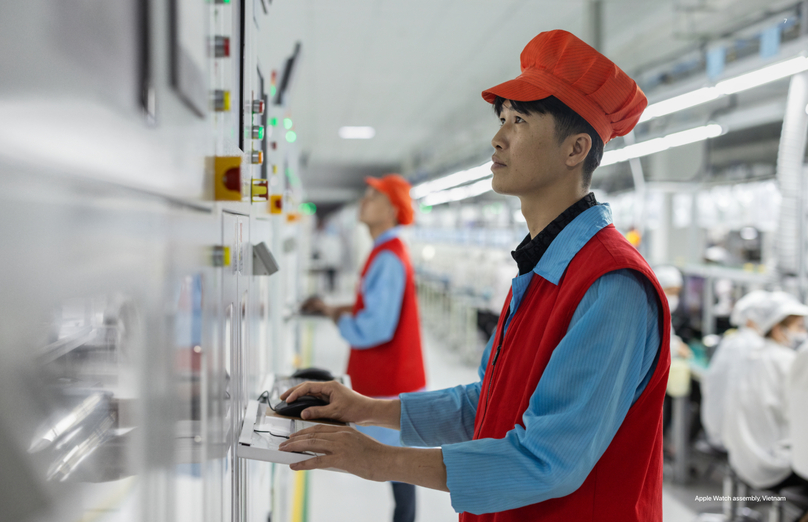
[337,227,406,349]
[398,204,662,515]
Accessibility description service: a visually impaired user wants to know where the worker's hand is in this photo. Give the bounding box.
[672,336,693,359]
[278,424,392,480]
[280,380,379,425]
[300,296,326,315]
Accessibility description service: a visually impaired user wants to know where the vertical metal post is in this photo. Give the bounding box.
[703,276,715,336]
[586,0,604,51]
[672,395,691,483]
[625,131,648,258]
[775,69,808,290]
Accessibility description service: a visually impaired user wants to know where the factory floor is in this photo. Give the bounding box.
[300,291,777,522]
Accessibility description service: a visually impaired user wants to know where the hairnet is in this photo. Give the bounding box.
[753,291,808,335]
[653,265,683,289]
[730,290,770,328]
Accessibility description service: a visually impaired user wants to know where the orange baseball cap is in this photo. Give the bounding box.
[365,174,414,225]
[482,30,647,144]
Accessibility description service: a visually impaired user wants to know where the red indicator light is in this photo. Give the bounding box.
[252,100,265,115]
[212,36,231,58]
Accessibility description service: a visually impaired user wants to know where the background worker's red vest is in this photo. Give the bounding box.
[346,237,426,397]
[462,224,671,522]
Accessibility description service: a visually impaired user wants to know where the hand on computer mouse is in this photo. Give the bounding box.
[300,296,326,315]
[280,380,393,426]
[274,395,330,418]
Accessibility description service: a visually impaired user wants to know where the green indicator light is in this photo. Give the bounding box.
[420,204,432,214]
[299,202,317,215]
[258,126,264,140]
[270,85,277,97]
[270,117,277,126]
[286,131,297,143]
[283,118,293,130]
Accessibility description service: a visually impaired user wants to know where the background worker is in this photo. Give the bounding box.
[653,265,692,359]
[701,290,768,448]
[301,174,426,522]
[724,292,808,491]
[282,30,671,521]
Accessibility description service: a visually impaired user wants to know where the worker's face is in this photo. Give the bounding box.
[490,101,590,197]
[772,315,808,349]
[663,286,681,311]
[358,186,396,227]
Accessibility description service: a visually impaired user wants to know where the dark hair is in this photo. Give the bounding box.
[493,96,604,188]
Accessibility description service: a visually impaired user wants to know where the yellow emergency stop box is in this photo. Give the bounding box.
[214,156,243,201]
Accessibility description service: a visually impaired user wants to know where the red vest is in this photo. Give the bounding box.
[462,224,671,522]
[346,236,426,397]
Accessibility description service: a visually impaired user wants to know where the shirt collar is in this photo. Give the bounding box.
[532,203,613,285]
[511,193,598,275]
[374,226,400,247]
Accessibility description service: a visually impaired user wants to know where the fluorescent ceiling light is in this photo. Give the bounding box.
[638,87,721,122]
[715,56,808,94]
[600,124,723,166]
[419,125,721,206]
[421,176,493,206]
[639,56,808,123]
[338,126,375,139]
[410,161,493,199]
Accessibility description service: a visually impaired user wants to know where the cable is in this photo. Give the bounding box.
[253,429,289,439]
[254,429,315,456]
[257,390,279,412]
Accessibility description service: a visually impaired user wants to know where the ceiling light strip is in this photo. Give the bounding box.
[421,124,722,207]
[410,161,493,199]
[421,176,493,206]
[600,124,723,166]
[639,56,808,123]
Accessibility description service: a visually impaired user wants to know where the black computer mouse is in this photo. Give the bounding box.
[274,395,329,418]
[291,367,334,381]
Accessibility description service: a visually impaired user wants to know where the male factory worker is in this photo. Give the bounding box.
[301,174,426,522]
[282,30,671,521]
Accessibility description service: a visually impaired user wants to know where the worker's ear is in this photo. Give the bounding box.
[387,204,398,224]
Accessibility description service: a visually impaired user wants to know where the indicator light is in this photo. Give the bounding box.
[271,142,277,150]
[299,202,317,215]
[270,85,277,97]
[285,131,297,143]
[270,117,278,126]
[252,100,265,115]
[269,194,283,214]
[213,90,231,112]
[283,118,293,129]
[212,246,232,267]
[211,36,230,58]
[214,0,231,3]
[272,165,278,174]
[271,70,277,83]
[251,125,265,140]
[251,179,269,202]
[251,151,263,164]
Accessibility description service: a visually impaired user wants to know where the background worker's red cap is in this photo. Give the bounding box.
[482,30,647,144]
[365,174,414,225]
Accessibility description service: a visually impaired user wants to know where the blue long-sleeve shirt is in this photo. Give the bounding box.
[399,204,661,515]
[337,228,406,349]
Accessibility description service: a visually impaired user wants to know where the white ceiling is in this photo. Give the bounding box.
[260,0,784,201]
